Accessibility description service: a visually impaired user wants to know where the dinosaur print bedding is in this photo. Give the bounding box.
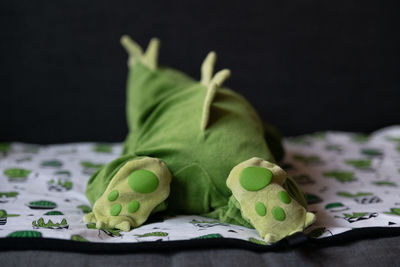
[1,125,400,246]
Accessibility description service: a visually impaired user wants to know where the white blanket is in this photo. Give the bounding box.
[1,126,400,245]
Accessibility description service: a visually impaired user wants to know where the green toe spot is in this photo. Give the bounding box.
[127,200,140,213]
[279,191,291,204]
[128,169,159,194]
[272,206,286,221]
[110,203,122,216]
[107,190,119,201]
[255,202,266,216]
[239,166,272,191]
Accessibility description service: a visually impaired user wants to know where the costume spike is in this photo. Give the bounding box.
[120,35,143,58]
[200,68,231,131]
[211,69,231,87]
[201,51,217,86]
[201,82,218,131]
[143,38,160,70]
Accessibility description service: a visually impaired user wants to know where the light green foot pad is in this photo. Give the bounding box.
[226,157,316,243]
[83,157,171,231]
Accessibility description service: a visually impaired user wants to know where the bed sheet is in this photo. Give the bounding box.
[1,126,400,247]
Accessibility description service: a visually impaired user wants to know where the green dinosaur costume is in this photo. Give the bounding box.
[84,36,315,243]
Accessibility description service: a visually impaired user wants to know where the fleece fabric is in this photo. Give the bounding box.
[86,60,305,226]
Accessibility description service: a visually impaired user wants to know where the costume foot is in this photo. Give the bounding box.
[84,157,171,231]
[226,157,315,243]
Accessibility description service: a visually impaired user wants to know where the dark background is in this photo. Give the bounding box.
[1,0,399,143]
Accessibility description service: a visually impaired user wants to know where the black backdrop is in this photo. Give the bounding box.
[1,0,399,143]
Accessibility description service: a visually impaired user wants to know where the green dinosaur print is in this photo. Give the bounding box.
[312,132,326,140]
[0,209,19,225]
[344,159,371,168]
[337,191,381,204]
[4,168,31,181]
[0,142,11,154]
[81,161,104,169]
[55,148,77,154]
[360,148,383,157]
[325,144,342,152]
[335,212,378,223]
[135,231,169,237]
[372,181,397,187]
[324,202,349,212]
[28,200,57,209]
[44,211,64,215]
[192,233,223,239]
[54,170,71,177]
[352,134,369,143]
[93,144,113,153]
[86,223,122,237]
[71,234,89,242]
[0,191,19,198]
[81,161,104,175]
[23,145,40,153]
[190,219,230,228]
[323,171,355,182]
[292,154,322,164]
[344,212,368,218]
[40,160,63,168]
[16,156,32,163]
[336,192,372,198]
[0,210,19,218]
[32,217,68,229]
[7,230,43,238]
[0,210,7,219]
[307,227,326,238]
[305,193,323,205]
[77,205,92,214]
[384,208,400,216]
[48,178,73,191]
[190,219,222,224]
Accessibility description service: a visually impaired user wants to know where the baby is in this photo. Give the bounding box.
[83,36,315,243]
